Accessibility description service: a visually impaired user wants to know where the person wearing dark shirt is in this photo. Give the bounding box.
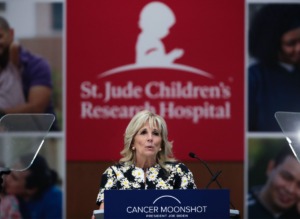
[248,4,300,132]
[247,146,300,218]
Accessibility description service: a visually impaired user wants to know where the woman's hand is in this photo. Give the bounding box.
[91,204,104,219]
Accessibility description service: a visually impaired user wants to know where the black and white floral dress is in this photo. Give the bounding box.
[96,162,197,205]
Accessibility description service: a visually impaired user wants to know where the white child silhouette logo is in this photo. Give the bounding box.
[136,2,183,65]
[99,1,213,78]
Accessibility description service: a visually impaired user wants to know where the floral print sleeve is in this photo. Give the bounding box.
[96,166,117,205]
[167,162,197,189]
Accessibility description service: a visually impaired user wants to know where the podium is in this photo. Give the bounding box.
[103,189,232,219]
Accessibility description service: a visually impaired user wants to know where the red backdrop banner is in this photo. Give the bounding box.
[66,0,245,161]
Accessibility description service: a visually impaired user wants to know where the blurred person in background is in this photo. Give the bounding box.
[247,146,300,218]
[0,16,58,130]
[248,4,300,132]
[3,154,62,219]
[0,166,22,219]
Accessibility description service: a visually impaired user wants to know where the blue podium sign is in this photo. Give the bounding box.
[104,189,230,219]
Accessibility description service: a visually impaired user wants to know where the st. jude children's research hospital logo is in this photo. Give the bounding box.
[79,1,232,123]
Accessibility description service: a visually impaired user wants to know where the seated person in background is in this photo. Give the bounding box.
[3,154,62,219]
[247,146,300,218]
[248,4,300,132]
[95,110,197,211]
[0,16,58,130]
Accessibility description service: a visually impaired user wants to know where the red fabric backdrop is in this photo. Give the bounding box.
[66,0,245,161]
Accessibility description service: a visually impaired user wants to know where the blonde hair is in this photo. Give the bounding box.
[120,110,175,167]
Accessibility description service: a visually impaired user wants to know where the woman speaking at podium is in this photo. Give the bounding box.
[94,110,197,212]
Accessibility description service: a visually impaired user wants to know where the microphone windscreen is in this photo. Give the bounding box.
[189,152,196,158]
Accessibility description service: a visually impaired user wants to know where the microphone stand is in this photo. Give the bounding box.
[189,152,223,188]
[205,170,222,189]
[189,152,239,215]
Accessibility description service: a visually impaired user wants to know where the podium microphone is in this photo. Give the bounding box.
[188,152,223,189]
[205,170,222,189]
[189,152,238,212]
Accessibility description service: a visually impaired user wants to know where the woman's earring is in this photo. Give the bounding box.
[132,147,135,150]
[159,148,162,151]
